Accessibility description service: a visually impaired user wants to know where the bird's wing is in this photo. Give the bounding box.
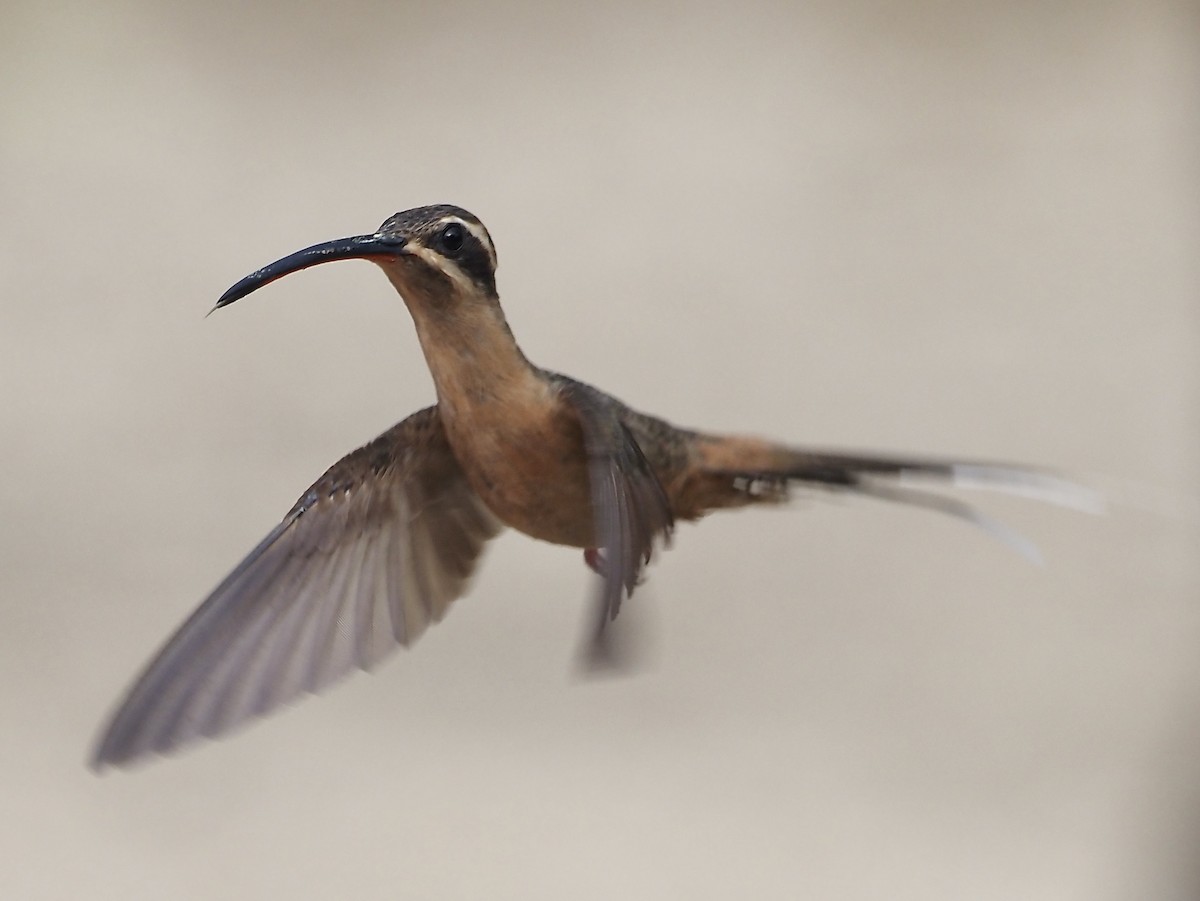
[91,407,502,769]
[558,382,675,666]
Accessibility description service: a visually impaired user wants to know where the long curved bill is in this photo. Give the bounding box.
[212,233,408,310]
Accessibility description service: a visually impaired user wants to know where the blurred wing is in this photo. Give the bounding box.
[92,407,502,769]
[559,382,675,667]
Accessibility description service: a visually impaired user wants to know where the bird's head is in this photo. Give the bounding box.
[214,204,499,312]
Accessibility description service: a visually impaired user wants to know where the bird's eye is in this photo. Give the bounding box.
[437,223,465,255]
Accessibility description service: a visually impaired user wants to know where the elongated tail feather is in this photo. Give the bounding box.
[694,437,1099,559]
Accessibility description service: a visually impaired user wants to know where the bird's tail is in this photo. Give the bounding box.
[688,435,1101,562]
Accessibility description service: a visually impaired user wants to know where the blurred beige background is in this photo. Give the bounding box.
[2,1,1198,898]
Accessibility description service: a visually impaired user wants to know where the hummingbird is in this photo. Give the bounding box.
[91,204,1090,769]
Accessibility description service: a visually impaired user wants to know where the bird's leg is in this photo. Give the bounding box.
[584,548,651,590]
[583,547,606,577]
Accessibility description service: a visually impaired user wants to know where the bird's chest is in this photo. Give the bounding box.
[440,397,596,548]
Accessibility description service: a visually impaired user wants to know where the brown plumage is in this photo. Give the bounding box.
[90,204,1092,769]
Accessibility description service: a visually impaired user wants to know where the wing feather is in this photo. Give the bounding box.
[91,407,502,769]
[557,381,675,666]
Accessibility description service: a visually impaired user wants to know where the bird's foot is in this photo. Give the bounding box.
[584,548,648,589]
[583,547,606,577]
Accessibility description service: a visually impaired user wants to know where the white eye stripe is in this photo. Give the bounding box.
[405,245,478,292]
[440,217,497,271]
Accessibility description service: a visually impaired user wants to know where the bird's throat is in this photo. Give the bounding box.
[403,291,548,427]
